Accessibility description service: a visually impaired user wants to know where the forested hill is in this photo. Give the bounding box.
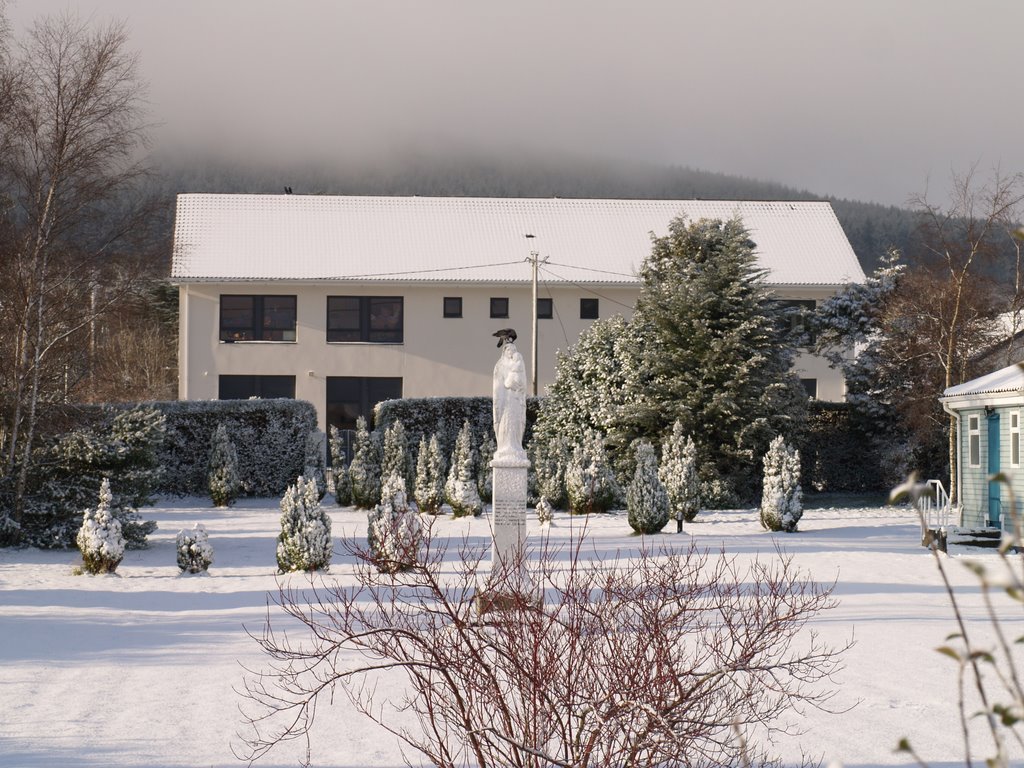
[150,153,920,275]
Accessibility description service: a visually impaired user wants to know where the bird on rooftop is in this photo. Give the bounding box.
[493,328,517,348]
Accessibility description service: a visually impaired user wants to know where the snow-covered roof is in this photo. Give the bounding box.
[942,362,1024,401]
[171,194,865,286]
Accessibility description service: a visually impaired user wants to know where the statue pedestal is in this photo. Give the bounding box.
[489,457,529,570]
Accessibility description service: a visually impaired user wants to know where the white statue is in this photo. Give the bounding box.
[492,331,527,462]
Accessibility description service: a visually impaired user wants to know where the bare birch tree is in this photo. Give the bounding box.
[910,167,1024,504]
[0,11,152,525]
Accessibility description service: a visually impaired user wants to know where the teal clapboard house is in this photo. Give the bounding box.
[941,362,1024,529]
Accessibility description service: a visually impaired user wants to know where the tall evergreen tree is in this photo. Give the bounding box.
[623,216,806,500]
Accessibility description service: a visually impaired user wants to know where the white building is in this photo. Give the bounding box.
[172,194,865,433]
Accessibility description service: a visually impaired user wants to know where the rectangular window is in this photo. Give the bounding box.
[800,378,818,399]
[218,375,295,399]
[443,296,463,318]
[220,295,296,342]
[969,414,981,468]
[326,376,403,433]
[580,298,599,319]
[1012,410,1020,468]
[327,296,403,343]
[537,297,553,319]
[490,297,509,319]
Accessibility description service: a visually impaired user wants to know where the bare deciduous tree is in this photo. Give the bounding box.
[238,526,846,768]
[0,11,155,525]
[910,167,1024,503]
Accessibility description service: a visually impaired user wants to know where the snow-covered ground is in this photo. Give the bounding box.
[1,498,1020,767]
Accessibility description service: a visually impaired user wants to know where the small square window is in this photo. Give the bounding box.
[800,378,818,399]
[490,297,509,319]
[580,298,599,319]
[537,297,553,319]
[443,297,463,318]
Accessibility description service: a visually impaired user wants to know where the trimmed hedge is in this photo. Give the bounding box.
[374,397,542,465]
[799,401,884,493]
[153,400,317,497]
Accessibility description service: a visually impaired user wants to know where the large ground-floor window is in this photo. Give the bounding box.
[326,376,403,434]
[218,375,296,399]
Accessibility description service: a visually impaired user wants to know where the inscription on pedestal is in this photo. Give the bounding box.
[490,460,528,568]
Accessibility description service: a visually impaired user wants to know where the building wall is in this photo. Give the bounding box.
[957,406,1024,528]
[179,281,850,431]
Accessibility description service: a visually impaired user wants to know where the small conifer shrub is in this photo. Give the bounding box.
[382,421,414,495]
[176,523,214,574]
[565,430,619,515]
[536,496,554,527]
[349,417,382,510]
[626,441,670,535]
[208,423,242,507]
[414,435,446,514]
[276,476,333,573]
[368,472,422,573]
[328,426,352,506]
[445,421,482,518]
[477,434,496,503]
[76,478,125,575]
[660,421,701,531]
[760,436,803,533]
[304,431,327,500]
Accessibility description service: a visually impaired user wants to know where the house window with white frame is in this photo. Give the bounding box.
[969,414,981,468]
[1012,410,1021,468]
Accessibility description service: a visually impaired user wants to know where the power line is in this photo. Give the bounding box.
[538,264,637,311]
[543,260,637,279]
[328,259,526,280]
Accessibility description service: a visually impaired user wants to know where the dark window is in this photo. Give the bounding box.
[218,375,296,399]
[326,376,403,433]
[327,296,403,343]
[537,297,553,319]
[490,297,509,319]
[800,378,818,399]
[580,298,599,319]
[219,295,296,342]
[443,297,463,318]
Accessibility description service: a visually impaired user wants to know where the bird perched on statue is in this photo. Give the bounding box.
[493,328,517,347]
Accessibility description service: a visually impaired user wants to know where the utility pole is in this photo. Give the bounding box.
[525,234,548,397]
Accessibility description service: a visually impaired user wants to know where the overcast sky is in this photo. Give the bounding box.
[7,0,1024,207]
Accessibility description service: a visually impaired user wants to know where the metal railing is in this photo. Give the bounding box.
[920,478,953,529]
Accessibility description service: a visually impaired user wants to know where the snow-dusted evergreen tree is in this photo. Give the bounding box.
[660,420,701,531]
[536,496,554,527]
[760,436,803,533]
[532,315,638,469]
[304,431,327,500]
[626,441,670,535]
[76,478,124,575]
[565,430,619,515]
[368,471,422,574]
[414,435,446,514]
[621,216,806,501]
[208,423,242,507]
[531,434,570,510]
[328,426,352,506]
[176,523,213,574]
[349,416,382,510]
[276,476,333,572]
[477,433,496,503]
[381,420,414,495]
[445,420,482,518]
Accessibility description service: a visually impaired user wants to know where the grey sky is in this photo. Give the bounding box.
[7,0,1023,207]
